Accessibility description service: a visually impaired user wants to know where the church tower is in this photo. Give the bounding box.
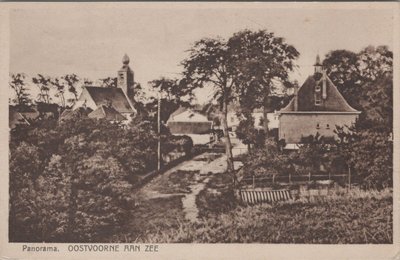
[117,54,135,103]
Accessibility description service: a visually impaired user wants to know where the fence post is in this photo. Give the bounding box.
[308,172,311,182]
[272,175,275,184]
[252,175,255,189]
[328,171,331,180]
[289,173,292,184]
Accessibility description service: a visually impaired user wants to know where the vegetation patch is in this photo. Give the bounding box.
[143,189,392,243]
[196,172,237,218]
[111,195,186,243]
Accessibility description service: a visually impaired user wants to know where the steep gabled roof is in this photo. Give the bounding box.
[88,105,126,121]
[85,86,134,114]
[168,108,209,123]
[280,74,360,113]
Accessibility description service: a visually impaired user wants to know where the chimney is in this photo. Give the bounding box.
[293,80,299,111]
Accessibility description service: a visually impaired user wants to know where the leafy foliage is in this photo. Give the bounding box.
[182,36,236,178]
[228,29,299,134]
[9,113,162,242]
[62,74,80,103]
[323,46,392,110]
[32,74,52,103]
[9,73,31,106]
[148,77,192,123]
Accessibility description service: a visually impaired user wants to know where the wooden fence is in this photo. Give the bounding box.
[240,170,352,188]
[239,189,292,204]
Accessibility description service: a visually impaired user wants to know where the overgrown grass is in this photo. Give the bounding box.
[141,188,392,243]
[196,172,236,218]
[109,195,187,243]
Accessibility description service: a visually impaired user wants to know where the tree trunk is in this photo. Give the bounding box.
[263,86,270,138]
[263,104,269,138]
[221,100,236,186]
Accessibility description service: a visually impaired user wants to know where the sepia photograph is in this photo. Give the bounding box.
[1,2,399,259]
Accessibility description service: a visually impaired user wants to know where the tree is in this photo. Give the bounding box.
[9,113,160,242]
[335,120,392,190]
[358,45,393,82]
[148,77,192,123]
[50,77,66,107]
[9,73,31,106]
[235,109,265,152]
[228,29,299,136]
[322,46,393,110]
[63,74,80,103]
[99,77,117,88]
[334,73,393,189]
[32,74,51,103]
[182,37,237,183]
[9,142,43,241]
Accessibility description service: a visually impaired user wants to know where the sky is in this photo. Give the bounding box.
[9,3,395,104]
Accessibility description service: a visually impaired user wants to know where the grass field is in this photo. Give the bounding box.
[140,172,393,243]
[110,166,392,244]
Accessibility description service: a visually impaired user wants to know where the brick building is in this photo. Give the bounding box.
[278,55,361,148]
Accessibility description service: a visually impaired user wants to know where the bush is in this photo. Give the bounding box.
[9,114,158,242]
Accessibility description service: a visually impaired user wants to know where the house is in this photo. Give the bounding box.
[73,54,136,122]
[167,107,213,145]
[227,108,279,132]
[9,106,39,129]
[278,55,361,148]
[9,103,59,129]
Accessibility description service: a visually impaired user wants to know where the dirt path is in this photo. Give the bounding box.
[137,152,239,222]
[136,138,245,222]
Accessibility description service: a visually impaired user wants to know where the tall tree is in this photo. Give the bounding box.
[228,29,299,136]
[182,37,237,183]
[358,45,393,82]
[62,74,80,103]
[9,73,31,106]
[32,74,51,103]
[322,50,363,109]
[322,45,392,110]
[50,77,66,107]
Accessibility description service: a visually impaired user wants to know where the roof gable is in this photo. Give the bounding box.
[168,109,209,123]
[280,74,359,113]
[88,105,126,121]
[84,86,134,114]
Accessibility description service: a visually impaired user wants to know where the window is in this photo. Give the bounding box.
[326,124,330,129]
[315,85,321,92]
[316,123,320,129]
[315,92,322,106]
